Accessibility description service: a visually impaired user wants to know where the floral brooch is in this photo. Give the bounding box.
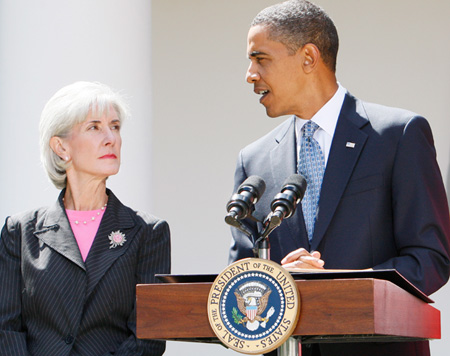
[108,230,127,249]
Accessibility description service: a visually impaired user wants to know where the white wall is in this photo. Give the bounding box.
[1,1,449,356]
[151,1,450,355]
[0,0,153,219]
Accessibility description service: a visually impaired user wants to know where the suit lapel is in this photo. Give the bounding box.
[84,190,137,297]
[270,117,297,184]
[270,117,309,248]
[34,190,85,270]
[311,94,369,250]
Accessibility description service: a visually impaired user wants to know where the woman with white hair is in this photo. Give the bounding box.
[0,81,170,355]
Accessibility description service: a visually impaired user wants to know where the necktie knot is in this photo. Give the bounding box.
[302,120,320,138]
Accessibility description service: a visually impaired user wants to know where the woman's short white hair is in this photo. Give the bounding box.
[39,81,130,189]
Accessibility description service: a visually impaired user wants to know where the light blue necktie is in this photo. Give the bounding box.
[298,121,325,241]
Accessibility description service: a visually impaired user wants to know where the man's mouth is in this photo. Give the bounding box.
[258,89,269,103]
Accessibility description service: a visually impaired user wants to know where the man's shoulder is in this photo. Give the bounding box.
[240,116,295,155]
[353,94,423,128]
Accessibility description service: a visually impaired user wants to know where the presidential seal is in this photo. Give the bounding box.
[207,258,300,354]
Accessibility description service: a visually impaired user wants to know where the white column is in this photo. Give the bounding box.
[0,0,153,219]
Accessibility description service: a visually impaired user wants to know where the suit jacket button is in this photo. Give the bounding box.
[65,334,74,344]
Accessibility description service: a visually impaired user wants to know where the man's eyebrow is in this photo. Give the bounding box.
[248,51,267,58]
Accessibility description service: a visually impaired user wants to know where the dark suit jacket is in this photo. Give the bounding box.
[229,93,450,356]
[0,189,171,356]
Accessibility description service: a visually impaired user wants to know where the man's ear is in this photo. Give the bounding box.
[300,43,320,73]
[49,136,70,161]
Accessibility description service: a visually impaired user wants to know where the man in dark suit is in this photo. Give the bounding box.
[228,1,450,355]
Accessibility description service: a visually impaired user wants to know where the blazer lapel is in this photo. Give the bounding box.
[311,94,369,250]
[84,190,137,297]
[270,117,309,248]
[33,190,85,270]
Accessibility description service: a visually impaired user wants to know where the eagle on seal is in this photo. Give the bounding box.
[234,289,274,331]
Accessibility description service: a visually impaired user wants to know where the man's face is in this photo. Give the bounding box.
[246,25,306,118]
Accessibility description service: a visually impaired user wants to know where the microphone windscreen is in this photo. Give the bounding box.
[282,174,307,198]
[239,175,266,199]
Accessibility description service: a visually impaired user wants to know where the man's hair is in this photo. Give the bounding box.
[251,0,339,72]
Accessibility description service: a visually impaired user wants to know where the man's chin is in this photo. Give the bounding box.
[265,108,283,118]
[262,102,288,118]
[264,105,294,119]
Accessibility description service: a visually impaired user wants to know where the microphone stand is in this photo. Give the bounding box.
[227,172,307,356]
[255,234,270,260]
[228,216,299,356]
[256,217,299,356]
[255,211,286,259]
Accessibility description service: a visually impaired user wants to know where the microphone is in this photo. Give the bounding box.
[270,174,307,226]
[225,176,266,227]
[260,174,307,239]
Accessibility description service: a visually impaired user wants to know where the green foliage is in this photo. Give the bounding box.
[232,307,243,324]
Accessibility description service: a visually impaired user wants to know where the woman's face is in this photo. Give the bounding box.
[63,106,122,182]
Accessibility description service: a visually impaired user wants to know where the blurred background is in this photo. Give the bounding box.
[1,0,449,355]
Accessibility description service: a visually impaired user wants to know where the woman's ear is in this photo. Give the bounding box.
[49,136,70,161]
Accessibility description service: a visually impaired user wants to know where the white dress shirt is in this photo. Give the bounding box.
[295,83,347,166]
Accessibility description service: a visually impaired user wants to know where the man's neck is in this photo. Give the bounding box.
[297,78,338,120]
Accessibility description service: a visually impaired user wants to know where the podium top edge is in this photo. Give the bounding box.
[154,268,432,303]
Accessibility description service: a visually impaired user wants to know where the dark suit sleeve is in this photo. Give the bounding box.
[0,217,31,355]
[373,116,450,295]
[105,218,171,356]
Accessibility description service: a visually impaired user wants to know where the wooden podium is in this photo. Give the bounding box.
[136,271,440,348]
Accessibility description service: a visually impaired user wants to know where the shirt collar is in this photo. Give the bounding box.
[295,83,347,137]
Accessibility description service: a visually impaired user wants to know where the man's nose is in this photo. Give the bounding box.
[246,64,260,83]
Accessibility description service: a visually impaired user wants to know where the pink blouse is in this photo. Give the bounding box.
[66,208,106,261]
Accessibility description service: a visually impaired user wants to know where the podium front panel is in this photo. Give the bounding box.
[136,278,440,342]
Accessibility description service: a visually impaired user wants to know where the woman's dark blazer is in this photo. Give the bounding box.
[0,189,171,356]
